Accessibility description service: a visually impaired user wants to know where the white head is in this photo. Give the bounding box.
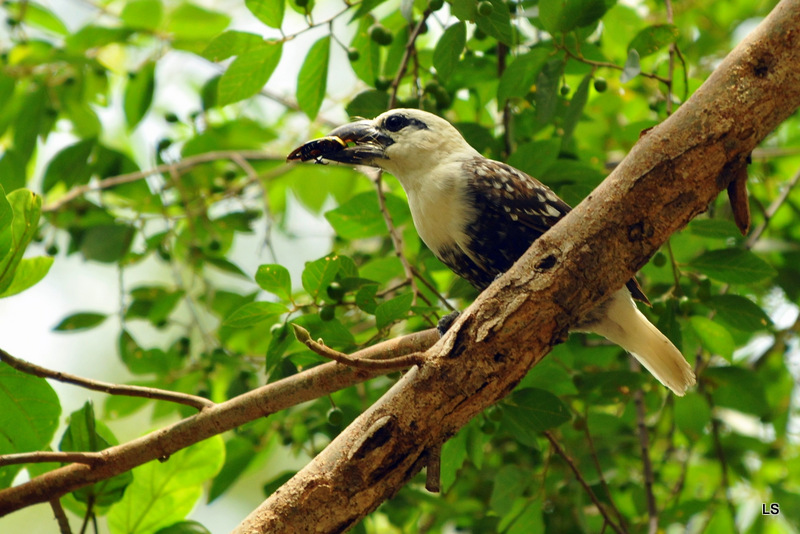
[321,109,480,184]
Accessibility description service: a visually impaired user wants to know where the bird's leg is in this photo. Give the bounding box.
[437,310,461,337]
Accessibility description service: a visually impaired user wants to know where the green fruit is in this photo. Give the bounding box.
[164,112,179,123]
[473,27,487,40]
[369,24,393,46]
[560,84,571,96]
[477,1,493,16]
[480,420,497,434]
[327,407,344,425]
[428,0,444,11]
[347,48,360,62]
[320,305,335,321]
[593,77,608,92]
[295,0,309,7]
[157,138,172,153]
[375,77,392,91]
[208,239,221,252]
[327,281,344,301]
[487,406,504,422]
[46,244,59,256]
[652,251,667,267]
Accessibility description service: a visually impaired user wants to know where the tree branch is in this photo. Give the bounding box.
[232,2,800,531]
[0,329,439,515]
[0,349,215,411]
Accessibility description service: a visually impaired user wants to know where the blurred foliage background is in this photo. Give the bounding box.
[0,0,799,532]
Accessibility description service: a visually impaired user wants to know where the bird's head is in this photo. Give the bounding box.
[289,109,479,181]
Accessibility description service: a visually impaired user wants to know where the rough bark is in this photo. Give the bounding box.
[233,1,800,532]
[0,331,438,515]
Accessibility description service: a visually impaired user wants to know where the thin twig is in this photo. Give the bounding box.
[388,10,432,109]
[560,46,670,84]
[44,150,282,212]
[50,497,72,534]
[583,410,628,531]
[544,431,625,534]
[631,361,658,534]
[291,324,426,370]
[745,163,800,248]
[0,348,214,410]
[0,451,103,468]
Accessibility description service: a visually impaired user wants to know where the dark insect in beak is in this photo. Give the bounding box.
[287,136,348,163]
[286,120,392,166]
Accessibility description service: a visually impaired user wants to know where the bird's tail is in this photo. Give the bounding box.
[588,289,696,396]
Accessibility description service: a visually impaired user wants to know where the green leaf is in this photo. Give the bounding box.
[224,301,288,328]
[561,74,591,148]
[60,402,133,507]
[53,312,108,332]
[124,61,156,129]
[345,90,390,120]
[107,435,224,534]
[503,388,570,445]
[628,24,679,58]
[324,191,409,240]
[217,42,282,106]
[208,436,257,503]
[79,224,135,263]
[41,138,95,193]
[155,521,212,534]
[302,255,341,301]
[201,31,264,62]
[349,17,381,85]
[297,36,330,120]
[0,189,42,295]
[375,292,413,329]
[440,427,468,493]
[0,365,61,489]
[674,393,710,440]
[255,264,291,299]
[475,0,513,45]
[539,0,608,34]
[620,48,641,83]
[7,1,68,35]
[690,249,776,284]
[689,316,735,361]
[121,0,163,30]
[433,22,466,82]
[497,48,550,107]
[490,465,528,516]
[688,219,742,240]
[166,3,230,41]
[535,60,561,125]
[704,366,769,417]
[708,294,772,331]
[0,256,53,298]
[245,0,284,28]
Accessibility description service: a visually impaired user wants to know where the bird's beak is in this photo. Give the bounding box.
[287,120,392,165]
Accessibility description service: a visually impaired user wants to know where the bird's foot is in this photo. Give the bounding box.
[437,311,461,337]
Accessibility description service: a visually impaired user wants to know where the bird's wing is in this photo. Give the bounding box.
[463,157,650,304]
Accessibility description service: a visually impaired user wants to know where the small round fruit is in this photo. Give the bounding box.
[480,420,497,434]
[560,84,571,96]
[327,407,344,425]
[295,0,309,7]
[477,1,494,16]
[327,281,344,301]
[652,251,667,267]
[320,305,335,321]
[369,24,393,46]
[164,112,179,123]
[347,48,360,62]
[593,77,608,92]
[375,77,392,91]
[428,0,444,11]
[46,244,59,256]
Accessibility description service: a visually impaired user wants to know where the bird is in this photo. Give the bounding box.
[288,109,696,396]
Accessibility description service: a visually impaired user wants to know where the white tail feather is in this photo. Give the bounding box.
[587,289,696,396]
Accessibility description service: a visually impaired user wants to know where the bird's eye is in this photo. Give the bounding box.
[384,114,409,132]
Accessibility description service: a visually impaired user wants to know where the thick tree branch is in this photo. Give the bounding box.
[233,2,800,531]
[0,330,438,515]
